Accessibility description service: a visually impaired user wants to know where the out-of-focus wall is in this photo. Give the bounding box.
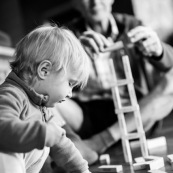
[0,0,24,46]
[2,0,173,46]
[132,0,173,44]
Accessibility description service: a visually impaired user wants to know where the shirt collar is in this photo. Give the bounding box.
[86,14,119,40]
[109,14,119,39]
[6,71,48,106]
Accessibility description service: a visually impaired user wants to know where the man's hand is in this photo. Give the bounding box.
[79,30,111,58]
[128,26,163,57]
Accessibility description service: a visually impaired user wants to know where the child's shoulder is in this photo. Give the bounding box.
[0,82,28,103]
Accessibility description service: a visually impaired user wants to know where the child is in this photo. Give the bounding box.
[0,24,91,173]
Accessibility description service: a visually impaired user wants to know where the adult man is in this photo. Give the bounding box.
[56,0,173,162]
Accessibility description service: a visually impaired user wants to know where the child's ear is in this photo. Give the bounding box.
[37,60,52,79]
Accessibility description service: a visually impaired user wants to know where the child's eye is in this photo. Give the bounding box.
[69,80,78,88]
[69,82,73,87]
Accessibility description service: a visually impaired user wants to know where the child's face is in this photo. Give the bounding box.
[39,68,78,107]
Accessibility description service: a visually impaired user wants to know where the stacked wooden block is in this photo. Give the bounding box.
[98,165,123,172]
[107,42,148,163]
[133,156,164,170]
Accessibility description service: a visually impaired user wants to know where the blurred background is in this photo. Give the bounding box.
[0,0,173,47]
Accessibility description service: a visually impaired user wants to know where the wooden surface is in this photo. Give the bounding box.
[89,112,173,173]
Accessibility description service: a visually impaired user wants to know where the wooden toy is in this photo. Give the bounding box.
[107,44,148,163]
[145,156,164,170]
[167,154,173,162]
[131,137,167,156]
[133,156,164,170]
[148,170,167,173]
[166,154,173,168]
[134,157,145,163]
[147,136,167,155]
[99,154,111,165]
[98,165,123,172]
[133,162,147,170]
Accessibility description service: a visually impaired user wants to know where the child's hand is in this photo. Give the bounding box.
[45,120,66,147]
[128,26,163,57]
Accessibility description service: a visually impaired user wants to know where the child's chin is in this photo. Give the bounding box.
[45,102,55,108]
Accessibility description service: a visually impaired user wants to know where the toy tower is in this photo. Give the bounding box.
[103,41,149,163]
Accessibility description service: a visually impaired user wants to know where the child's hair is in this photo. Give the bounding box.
[11,24,90,88]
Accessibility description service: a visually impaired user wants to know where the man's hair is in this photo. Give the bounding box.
[11,24,90,88]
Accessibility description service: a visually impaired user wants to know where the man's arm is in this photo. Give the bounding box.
[150,43,173,71]
[128,26,173,71]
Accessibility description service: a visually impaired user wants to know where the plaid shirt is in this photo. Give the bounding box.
[86,14,119,89]
[70,13,166,103]
[73,15,130,103]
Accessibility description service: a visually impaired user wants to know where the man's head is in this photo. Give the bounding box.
[11,24,90,107]
[72,0,114,24]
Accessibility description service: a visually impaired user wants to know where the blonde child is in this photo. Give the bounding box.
[0,24,91,173]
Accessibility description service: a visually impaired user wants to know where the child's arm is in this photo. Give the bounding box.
[45,120,91,173]
[48,108,98,165]
[63,124,98,165]
[0,86,46,152]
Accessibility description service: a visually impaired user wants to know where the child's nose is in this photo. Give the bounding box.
[67,89,72,98]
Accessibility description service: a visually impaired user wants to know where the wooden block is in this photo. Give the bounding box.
[127,132,141,140]
[122,55,134,80]
[145,155,163,161]
[166,154,173,169]
[167,154,173,162]
[130,140,140,149]
[134,157,145,163]
[98,165,123,172]
[133,162,146,170]
[101,41,124,53]
[116,79,134,86]
[148,170,167,173]
[133,156,164,171]
[147,137,167,150]
[145,157,164,170]
[115,105,139,114]
[99,154,111,165]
